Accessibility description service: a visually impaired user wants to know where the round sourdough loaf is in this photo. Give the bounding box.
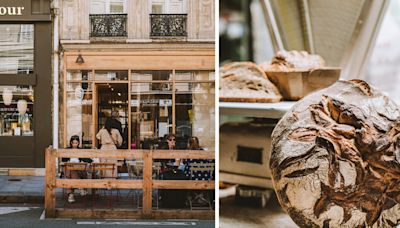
[270,80,400,227]
[219,62,282,102]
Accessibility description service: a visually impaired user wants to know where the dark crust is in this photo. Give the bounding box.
[270,80,400,227]
[219,61,282,102]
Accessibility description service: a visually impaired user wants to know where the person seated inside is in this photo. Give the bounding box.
[62,135,92,203]
[183,137,214,180]
[158,134,182,176]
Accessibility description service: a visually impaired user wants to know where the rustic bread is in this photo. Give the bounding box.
[219,62,282,102]
[260,50,326,72]
[270,80,400,227]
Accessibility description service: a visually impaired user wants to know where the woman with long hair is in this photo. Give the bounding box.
[96,117,123,177]
[63,135,89,203]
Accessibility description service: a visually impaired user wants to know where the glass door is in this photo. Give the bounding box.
[95,83,129,149]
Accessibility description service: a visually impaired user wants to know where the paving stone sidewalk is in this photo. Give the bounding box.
[0,176,45,203]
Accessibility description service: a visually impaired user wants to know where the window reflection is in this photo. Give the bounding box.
[0,86,34,136]
[0,25,34,74]
[131,81,173,149]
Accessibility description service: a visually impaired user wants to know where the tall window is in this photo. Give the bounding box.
[0,25,34,74]
[90,0,127,14]
[151,0,187,14]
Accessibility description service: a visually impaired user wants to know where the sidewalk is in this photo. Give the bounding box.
[0,176,44,204]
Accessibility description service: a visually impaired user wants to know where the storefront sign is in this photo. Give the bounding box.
[0,7,24,16]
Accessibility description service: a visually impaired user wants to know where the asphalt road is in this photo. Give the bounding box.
[0,204,215,228]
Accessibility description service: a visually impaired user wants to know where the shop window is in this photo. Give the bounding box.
[175,71,215,150]
[0,86,34,136]
[0,25,34,74]
[66,82,93,148]
[131,71,173,149]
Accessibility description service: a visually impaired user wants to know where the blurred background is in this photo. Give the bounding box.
[219,0,398,227]
[220,0,400,103]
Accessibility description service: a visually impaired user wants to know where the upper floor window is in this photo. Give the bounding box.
[151,0,187,14]
[90,0,127,14]
[0,25,34,74]
[89,0,127,37]
[150,0,188,37]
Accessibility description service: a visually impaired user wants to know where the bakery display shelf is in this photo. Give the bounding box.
[219,101,295,119]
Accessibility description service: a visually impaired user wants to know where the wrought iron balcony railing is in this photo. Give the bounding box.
[90,14,127,37]
[150,14,187,37]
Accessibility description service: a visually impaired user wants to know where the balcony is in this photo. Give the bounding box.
[150,14,187,37]
[89,14,127,37]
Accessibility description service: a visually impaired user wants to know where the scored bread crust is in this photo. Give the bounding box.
[260,50,326,72]
[219,62,282,103]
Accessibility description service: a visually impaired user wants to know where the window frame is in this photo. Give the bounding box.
[90,0,127,14]
[151,0,188,14]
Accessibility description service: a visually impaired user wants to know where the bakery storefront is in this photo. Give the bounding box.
[0,0,52,167]
[60,46,215,151]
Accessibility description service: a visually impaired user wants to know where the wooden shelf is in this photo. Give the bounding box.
[219,101,295,119]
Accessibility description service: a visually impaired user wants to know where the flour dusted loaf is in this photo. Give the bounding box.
[270,80,400,227]
[219,62,282,102]
[260,50,326,72]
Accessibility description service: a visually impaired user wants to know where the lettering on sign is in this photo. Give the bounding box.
[0,7,25,16]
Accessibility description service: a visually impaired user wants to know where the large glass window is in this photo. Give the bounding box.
[0,86,34,136]
[63,69,215,151]
[131,71,173,149]
[131,70,215,150]
[175,71,215,150]
[0,25,34,74]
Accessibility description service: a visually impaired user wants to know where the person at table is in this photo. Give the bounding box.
[158,133,177,173]
[96,117,123,177]
[183,137,214,180]
[62,135,91,203]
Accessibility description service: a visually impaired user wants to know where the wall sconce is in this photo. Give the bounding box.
[76,54,84,64]
[2,88,13,106]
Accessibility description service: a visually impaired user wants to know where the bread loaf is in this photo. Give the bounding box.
[219,62,282,102]
[260,50,326,72]
[270,80,400,227]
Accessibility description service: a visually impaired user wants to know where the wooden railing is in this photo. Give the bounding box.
[45,147,215,219]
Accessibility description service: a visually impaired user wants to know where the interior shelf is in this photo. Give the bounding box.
[219,101,296,119]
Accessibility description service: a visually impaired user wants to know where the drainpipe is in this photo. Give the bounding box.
[52,0,59,149]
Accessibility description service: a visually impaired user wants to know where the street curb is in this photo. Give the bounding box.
[0,195,44,204]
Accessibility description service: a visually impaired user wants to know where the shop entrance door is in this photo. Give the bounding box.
[94,83,129,149]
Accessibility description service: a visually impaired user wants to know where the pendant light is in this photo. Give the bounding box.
[2,88,12,105]
[17,99,27,115]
